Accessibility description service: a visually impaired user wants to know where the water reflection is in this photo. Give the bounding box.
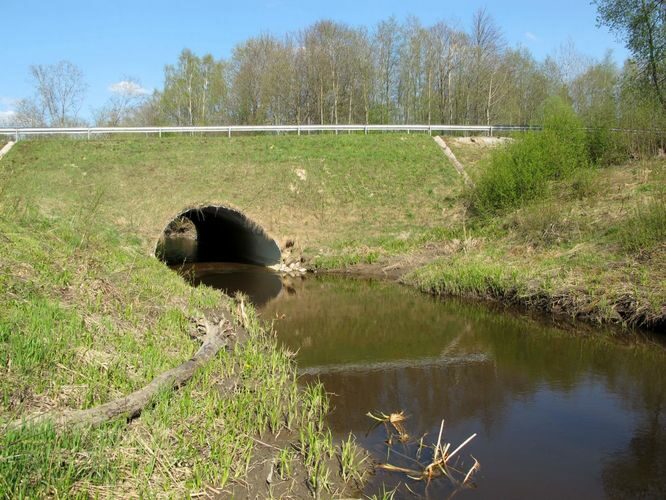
[175,262,283,308]
[261,276,666,499]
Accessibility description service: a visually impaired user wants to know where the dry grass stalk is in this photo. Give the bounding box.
[366,410,410,442]
[372,416,480,490]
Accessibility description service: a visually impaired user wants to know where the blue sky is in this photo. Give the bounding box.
[1,0,628,122]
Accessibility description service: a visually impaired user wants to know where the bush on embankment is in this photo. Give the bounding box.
[471,97,590,215]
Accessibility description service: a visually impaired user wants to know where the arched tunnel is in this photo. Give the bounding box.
[156,205,281,267]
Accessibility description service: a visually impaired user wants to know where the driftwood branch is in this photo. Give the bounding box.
[6,318,232,430]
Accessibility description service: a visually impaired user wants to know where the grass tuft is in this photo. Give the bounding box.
[615,194,666,253]
[406,258,517,299]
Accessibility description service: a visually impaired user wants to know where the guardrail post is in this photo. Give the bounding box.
[87,128,91,140]
[15,129,19,142]
[228,128,231,138]
[428,126,432,136]
[489,126,493,137]
[297,126,301,136]
[159,128,162,138]
[364,126,368,135]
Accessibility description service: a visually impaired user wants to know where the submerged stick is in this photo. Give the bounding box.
[463,457,480,485]
[446,433,477,463]
[6,318,233,430]
[434,419,445,462]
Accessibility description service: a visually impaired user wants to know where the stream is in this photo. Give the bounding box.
[178,263,666,499]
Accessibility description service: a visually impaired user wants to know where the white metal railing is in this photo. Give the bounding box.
[0,124,538,141]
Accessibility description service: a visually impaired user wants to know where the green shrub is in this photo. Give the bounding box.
[585,126,629,166]
[472,97,590,215]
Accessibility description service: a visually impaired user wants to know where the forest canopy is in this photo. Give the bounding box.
[6,6,665,134]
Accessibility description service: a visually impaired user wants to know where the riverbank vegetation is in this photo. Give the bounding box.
[405,156,665,328]
[0,204,365,496]
[401,96,665,329]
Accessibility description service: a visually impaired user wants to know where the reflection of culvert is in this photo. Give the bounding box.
[178,263,283,307]
[156,205,281,266]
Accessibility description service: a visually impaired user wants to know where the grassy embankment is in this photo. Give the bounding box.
[0,138,382,496]
[2,129,663,330]
[1,134,458,251]
[414,144,664,328]
[409,103,665,329]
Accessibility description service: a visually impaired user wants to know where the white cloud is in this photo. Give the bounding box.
[525,32,538,42]
[108,80,149,96]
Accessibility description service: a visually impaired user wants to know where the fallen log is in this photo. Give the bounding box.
[6,318,233,430]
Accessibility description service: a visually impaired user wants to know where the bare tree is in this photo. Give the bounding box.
[12,99,46,127]
[93,78,149,126]
[29,60,87,126]
[145,12,640,129]
[374,17,401,123]
[469,9,506,124]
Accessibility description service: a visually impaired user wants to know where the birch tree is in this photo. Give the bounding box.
[373,17,401,123]
[161,49,227,125]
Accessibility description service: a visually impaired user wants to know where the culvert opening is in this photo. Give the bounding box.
[156,205,281,267]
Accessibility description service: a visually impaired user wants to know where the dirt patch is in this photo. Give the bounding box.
[220,432,369,499]
[453,136,513,147]
[0,140,16,160]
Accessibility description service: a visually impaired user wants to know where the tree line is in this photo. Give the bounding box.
[5,2,665,136]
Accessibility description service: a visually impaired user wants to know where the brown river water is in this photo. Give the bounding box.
[177,263,666,499]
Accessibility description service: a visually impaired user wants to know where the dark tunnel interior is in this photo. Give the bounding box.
[156,206,281,266]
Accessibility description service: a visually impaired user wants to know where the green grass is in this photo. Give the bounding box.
[339,432,367,483]
[615,193,666,253]
[0,133,460,252]
[0,209,220,413]
[407,258,518,298]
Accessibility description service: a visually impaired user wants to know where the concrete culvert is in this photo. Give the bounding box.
[156,205,281,266]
